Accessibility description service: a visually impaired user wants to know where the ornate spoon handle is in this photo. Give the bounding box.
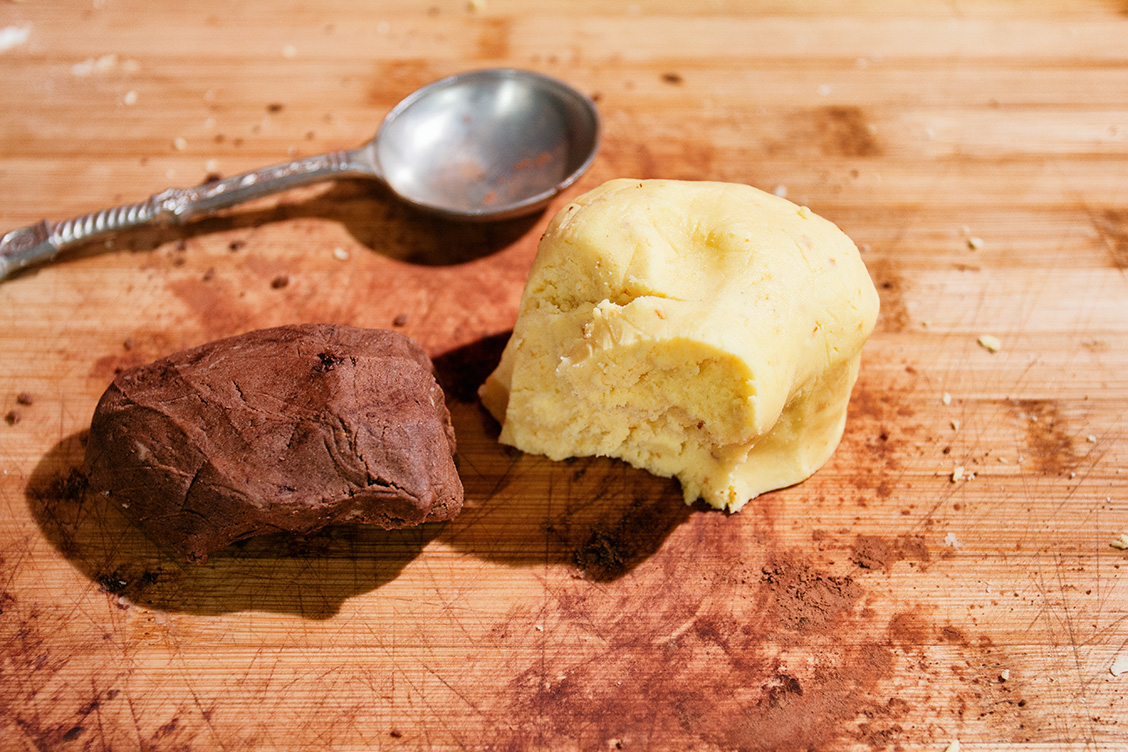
[0,148,373,281]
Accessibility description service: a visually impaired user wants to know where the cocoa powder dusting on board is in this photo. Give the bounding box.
[761,552,864,632]
[1009,398,1080,475]
[851,533,931,571]
[472,508,917,751]
[465,496,1034,751]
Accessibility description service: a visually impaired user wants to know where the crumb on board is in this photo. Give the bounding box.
[16,392,33,406]
[1110,655,1128,677]
[967,236,984,250]
[942,391,952,405]
[0,26,31,53]
[944,742,961,752]
[4,410,19,425]
[977,334,1001,353]
[950,466,965,482]
[271,274,290,289]
[944,532,960,548]
[333,247,350,261]
[1111,534,1128,551]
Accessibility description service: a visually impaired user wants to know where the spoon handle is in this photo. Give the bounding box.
[0,148,373,282]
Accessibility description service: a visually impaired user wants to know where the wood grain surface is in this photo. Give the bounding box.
[2,1,1127,750]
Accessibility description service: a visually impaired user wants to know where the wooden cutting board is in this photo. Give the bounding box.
[2,1,1126,750]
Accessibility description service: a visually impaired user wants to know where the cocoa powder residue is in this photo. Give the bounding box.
[851,533,931,571]
[761,553,863,631]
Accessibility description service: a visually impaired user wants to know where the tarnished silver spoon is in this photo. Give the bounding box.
[0,68,600,281]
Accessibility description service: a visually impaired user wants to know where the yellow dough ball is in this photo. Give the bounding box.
[480,179,879,512]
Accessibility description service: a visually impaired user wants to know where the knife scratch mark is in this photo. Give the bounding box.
[1033,552,1099,750]
[1052,553,1099,746]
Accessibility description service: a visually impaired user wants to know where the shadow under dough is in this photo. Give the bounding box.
[26,430,440,620]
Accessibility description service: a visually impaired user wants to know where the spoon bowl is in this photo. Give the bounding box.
[0,68,601,280]
[374,69,600,220]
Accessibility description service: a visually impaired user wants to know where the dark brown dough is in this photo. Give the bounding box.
[84,324,462,564]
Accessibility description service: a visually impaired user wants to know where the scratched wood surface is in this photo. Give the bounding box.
[2,1,1127,750]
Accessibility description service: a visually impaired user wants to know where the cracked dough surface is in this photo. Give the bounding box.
[480,179,879,511]
[85,324,462,563]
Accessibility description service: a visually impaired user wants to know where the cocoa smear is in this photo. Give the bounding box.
[1009,399,1080,476]
[475,507,915,751]
[850,533,930,571]
[761,552,864,632]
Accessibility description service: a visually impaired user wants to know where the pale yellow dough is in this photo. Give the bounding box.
[479,179,879,511]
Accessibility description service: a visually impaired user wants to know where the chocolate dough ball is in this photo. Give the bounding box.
[85,324,462,564]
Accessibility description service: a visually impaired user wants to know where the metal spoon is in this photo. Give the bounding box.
[0,68,600,281]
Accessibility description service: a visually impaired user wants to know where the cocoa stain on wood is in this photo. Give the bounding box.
[1094,208,1128,269]
[1009,398,1080,475]
[851,533,930,572]
[761,552,863,632]
[763,105,881,160]
[817,105,881,158]
[470,509,1025,751]
[867,257,911,334]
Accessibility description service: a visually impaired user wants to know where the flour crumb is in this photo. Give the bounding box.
[999,669,1010,682]
[1111,534,1128,551]
[0,25,31,53]
[942,392,952,405]
[967,236,984,250]
[944,532,961,548]
[72,53,120,77]
[944,741,961,752]
[332,247,350,261]
[772,184,788,198]
[1087,434,1097,443]
[977,334,1002,353]
[950,466,965,482]
[1111,655,1128,676]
